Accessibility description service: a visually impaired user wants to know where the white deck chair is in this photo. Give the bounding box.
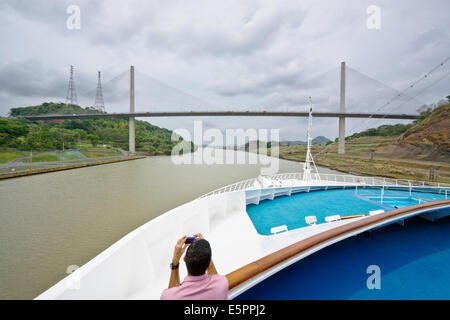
[270,225,288,235]
[325,215,341,222]
[305,216,317,226]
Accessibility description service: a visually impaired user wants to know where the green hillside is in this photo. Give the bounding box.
[9,102,102,117]
[1,102,194,155]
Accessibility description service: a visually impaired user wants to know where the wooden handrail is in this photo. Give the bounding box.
[341,213,367,220]
[225,200,450,290]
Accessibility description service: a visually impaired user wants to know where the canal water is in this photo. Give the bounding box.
[0,150,341,299]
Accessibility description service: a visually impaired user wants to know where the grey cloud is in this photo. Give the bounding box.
[1,0,449,142]
[141,3,307,59]
[0,60,65,98]
[0,60,101,112]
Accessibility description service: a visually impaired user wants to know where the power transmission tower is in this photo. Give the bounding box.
[94,70,105,112]
[65,65,78,106]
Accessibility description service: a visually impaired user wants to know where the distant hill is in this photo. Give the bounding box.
[280,136,330,146]
[312,136,331,146]
[9,102,102,116]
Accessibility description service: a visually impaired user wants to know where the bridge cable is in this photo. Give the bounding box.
[134,70,216,112]
[79,69,130,99]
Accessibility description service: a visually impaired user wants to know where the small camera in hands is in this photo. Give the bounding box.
[185,236,196,244]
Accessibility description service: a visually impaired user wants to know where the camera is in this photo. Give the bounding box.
[185,236,196,244]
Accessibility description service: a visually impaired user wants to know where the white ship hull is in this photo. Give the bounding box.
[35,173,450,300]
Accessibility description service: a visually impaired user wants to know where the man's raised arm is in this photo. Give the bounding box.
[168,236,188,289]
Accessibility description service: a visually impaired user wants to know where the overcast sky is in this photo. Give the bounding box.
[0,0,449,142]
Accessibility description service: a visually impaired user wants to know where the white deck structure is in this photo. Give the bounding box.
[35,172,449,300]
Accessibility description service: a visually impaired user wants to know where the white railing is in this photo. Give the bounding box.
[200,178,259,198]
[199,172,450,199]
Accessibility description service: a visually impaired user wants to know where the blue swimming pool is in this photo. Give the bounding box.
[246,188,446,235]
[236,215,450,300]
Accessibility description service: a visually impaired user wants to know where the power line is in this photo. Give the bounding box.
[365,68,450,132]
[376,68,450,117]
[313,56,450,158]
[79,69,130,97]
[344,56,450,137]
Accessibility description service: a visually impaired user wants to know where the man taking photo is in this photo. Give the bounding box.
[160,233,228,300]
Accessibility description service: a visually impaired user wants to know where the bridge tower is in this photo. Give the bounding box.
[338,61,346,154]
[65,65,78,106]
[94,71,105,112]
[129,66,135,154]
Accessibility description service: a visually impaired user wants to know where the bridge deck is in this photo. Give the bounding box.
[16,111,420,120]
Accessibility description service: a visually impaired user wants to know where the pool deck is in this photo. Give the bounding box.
[236,215,450,299]
[226,199,449,298]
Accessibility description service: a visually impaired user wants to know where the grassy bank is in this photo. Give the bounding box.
[0,151,28,164]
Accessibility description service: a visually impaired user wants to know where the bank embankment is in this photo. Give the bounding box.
[0,155,146,180]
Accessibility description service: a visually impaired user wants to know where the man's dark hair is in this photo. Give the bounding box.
[185,239,211,276]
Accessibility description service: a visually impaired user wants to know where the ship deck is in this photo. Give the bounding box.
[35,173,450,300]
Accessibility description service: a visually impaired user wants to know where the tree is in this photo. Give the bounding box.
[87,134,100,147]
[49,128,77,150]
[72,129,87,143]
[0,120,29,139]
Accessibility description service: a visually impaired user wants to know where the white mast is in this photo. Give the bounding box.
[302,97,320,183]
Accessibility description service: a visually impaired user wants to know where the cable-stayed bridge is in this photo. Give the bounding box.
[13,59,450,154]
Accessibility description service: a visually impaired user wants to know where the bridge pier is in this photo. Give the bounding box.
[338,61,346,154]
[129,66,135,154]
